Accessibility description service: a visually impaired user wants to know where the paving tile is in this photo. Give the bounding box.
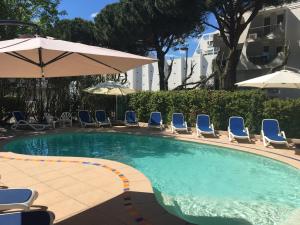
[34,190,68,206]
[28,183,53,195]
[74,189,116,207]
[34,170,67,182]
[48,199,87,222]
[59,183,96,198]
[44,176,79,189]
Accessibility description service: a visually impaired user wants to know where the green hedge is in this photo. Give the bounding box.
[128,90,300,138]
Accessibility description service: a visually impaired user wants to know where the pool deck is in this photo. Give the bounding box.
[0,125,299,225]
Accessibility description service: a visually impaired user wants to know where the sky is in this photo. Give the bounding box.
[58,0,217,58]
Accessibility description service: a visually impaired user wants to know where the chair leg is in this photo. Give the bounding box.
[263,138,268,147]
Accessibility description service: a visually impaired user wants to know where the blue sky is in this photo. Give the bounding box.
[59,0,216,57]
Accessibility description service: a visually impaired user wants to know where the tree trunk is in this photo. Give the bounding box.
[221,48,240,90]
[157,51,167,91]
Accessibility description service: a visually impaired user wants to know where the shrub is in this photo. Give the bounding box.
[263,98,300,138]
[128,90,300,138]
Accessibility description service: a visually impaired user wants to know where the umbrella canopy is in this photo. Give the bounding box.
[236,70,300,89]
[83,82,136,96]
[0,37,156,78]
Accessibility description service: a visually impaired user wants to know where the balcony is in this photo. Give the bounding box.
[247,24,285,42]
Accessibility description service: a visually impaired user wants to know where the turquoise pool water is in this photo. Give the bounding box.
[4,132,300,225]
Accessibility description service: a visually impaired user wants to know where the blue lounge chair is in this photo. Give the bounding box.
[78,110,97,127]
[171,113,188,133]
[261,119,288,147]
[11,111,48,131]
[0,210,54,225]
[0,188,38,211]
[228,116,251,142]
[148,112,163,130]
[124,111,139,127]
[95,110,111,127]
[196,114,216,137]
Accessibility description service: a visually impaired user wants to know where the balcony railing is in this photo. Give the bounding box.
[201,47,220,56]
[247,24,285,40]
[248,52,281,65]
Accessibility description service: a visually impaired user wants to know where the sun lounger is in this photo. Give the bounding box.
[124,111,139,127]
[171,113,188,133]
[261,119,288,147]
[228,116,251,142]
[95,110,111,127]
[0,210,54,225]
[196,114,216,137]
[11,111,48,131]
[0,188,38,211]
[78,110,97,127]
[148,112,163,130]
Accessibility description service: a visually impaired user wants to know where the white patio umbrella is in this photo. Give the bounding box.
[84,82,136,120]
[0,36,156,78]
[235,70,300,89]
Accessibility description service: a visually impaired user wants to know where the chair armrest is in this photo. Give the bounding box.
[245,127,250,136]
[160,120,163,126]
[227,126,230,132]
[281,131,286,139]
[211,123,215,131]
[260,130,264,140]
[184,121,187,127]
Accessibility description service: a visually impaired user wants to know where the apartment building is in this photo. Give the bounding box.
[126,31,219,91]
[237,1,300,97]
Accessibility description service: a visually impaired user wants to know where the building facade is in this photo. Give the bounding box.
[236,1,300,97]
[126,31,219,91]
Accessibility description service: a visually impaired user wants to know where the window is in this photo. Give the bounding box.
[277,14,284,25]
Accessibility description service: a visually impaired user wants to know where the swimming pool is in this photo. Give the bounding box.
[4,132,300,225]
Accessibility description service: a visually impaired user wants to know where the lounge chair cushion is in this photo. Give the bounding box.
[172,114,186,129]
[96,111,106,122]
[263,119,286,142]
[13,112,26,122]
[0,211,52,225]
[126,112,137,123]
[0,189,33,204]
[230,117,248,137]
[197,115,213,132]
[265,134,286,142]
[149,112,161,126]
[79,111,92,123]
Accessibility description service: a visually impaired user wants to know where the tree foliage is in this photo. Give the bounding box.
[203,0,297,90]
[0,0,64,39]
[50,18,97,45]
[95,0,205,90]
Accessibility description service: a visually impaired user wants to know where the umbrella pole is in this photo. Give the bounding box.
[115,95,118,120]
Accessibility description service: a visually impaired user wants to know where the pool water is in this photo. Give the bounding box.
[4,132,300,225]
